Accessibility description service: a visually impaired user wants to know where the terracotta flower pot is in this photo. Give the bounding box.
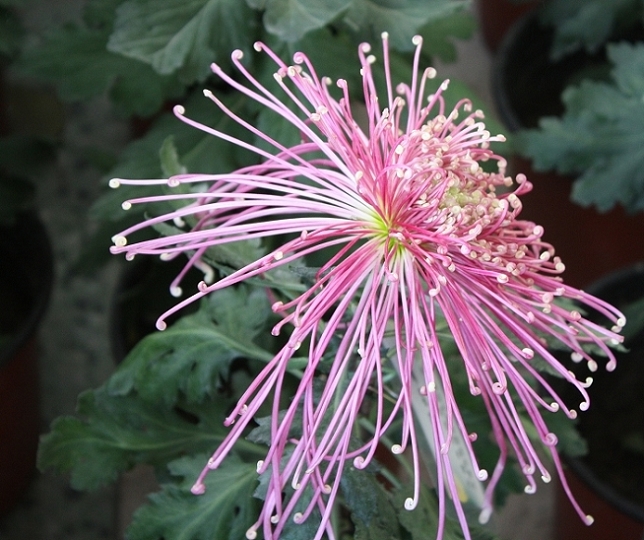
[0,212,53,516]
[555,263,644,540]
[491,12,644,288]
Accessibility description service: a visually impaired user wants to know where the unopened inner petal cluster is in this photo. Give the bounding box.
[110,33,624,540]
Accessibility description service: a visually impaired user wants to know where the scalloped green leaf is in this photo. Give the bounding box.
[127,454,259,540]
[37,388,228,491]
[516,43,644,213]
[340,466,402,540]
[107,286,273,405]
[107,0,256,83]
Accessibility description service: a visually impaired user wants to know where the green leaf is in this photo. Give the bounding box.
[394,484,499,540]
[538,0,642,59]
[17,24,184,116]
[259,0,348,42]
[609,38,644,97]
[37,388,228,491]
[515,43,644,213]
[544,413,588,458]
[107,0,257,83]
[341,466,402,540]
[92,88,256,224]
[416,9,476,64]
[621,294,644,342]
[126,454,260,540]
[343,0,468,52]
[107,286,273,405]
[159,135,187,177]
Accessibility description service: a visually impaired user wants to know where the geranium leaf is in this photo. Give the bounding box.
[17,24,183,116]
[343,0,468,52]
[37,388,230,491]
[107,286,273,405]
[126,455,260,540]
[107,0,257,83]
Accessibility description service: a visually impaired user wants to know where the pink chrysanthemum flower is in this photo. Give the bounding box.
[110,35,624,540]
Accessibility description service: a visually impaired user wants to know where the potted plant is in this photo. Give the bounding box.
[28,3,632,540]
[0,0,57,516]
[551,263,644,540]
[492,1,644,535]
[0,207,54,516]
[491,1,644,288]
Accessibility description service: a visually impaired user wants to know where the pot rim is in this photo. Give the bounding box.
[491,7,538,132]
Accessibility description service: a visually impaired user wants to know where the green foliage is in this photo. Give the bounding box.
[538,0,643,59]
[343,0,467,52]
[253,0,348,43]
[127,455,260,540]
[394,485,499,540]
[37,387,229,491]
[38,285,273,489]
[417,10,476,64]
[18,24,184,116]
[90,88,256,228]
[17,0,471,120]
[543,412,588,458]
[341,466,402,540]
[515,42,644,213]
[107,287,273,405]
[108,0,257,83]
[621,294,644,342]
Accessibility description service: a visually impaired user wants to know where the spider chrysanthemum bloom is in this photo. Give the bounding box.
[110,35,624,540]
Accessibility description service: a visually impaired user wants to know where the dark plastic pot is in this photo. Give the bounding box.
[491,11,644,288]
[0,212,54,516]
[475,0,540,53]
[556,263,644,540]
[491,10,608,132]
